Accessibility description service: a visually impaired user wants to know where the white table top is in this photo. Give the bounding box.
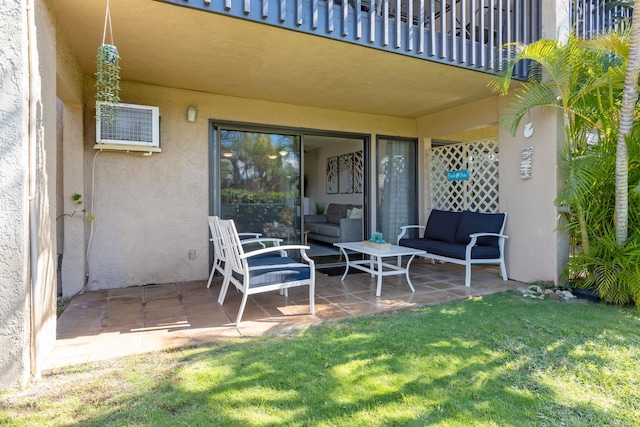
[334,241,427,257]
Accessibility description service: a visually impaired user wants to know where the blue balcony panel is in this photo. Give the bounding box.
[156,0,541,80]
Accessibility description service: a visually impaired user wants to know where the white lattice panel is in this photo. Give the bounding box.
[430,139,499,213]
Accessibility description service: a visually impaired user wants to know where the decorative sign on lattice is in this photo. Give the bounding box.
[430,139,499,213]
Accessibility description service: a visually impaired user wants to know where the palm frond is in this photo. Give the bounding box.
[499,82,558,135]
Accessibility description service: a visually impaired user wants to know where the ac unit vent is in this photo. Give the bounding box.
[96,102,160,149]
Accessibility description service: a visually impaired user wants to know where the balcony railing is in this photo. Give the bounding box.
[158,0,541,79]
[571,0,633,39]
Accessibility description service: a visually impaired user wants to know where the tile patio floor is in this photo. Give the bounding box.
[44,259,522,370]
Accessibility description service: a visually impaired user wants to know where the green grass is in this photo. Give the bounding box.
[2,291,640,426]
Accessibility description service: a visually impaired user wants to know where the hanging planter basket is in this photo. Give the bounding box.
[95,42,120,105]
[95,1,121,122]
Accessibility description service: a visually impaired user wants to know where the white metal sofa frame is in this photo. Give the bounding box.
[216,218,316,325]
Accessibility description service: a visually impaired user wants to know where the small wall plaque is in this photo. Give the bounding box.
[447,170,470,181]
[520,147,534,179]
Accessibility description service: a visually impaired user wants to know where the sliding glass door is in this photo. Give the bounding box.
[376,137,418,242]
[212,125,302,244]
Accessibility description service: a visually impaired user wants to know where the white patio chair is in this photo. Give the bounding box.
[206,216,281,289]
[217,218,315,325]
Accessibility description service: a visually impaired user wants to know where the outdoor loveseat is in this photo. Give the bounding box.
[397,209,508,287]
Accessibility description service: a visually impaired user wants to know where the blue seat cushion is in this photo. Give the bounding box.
[424,210,461,243]
[429,242,501,260]
[235,256,311,287]
[398,238,440,252]
[454,211,505,247]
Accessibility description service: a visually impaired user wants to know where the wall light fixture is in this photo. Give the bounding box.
[187,106,197,122]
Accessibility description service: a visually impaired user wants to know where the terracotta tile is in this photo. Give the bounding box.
[57,312,102,337]
[176,280,207,291]
[46,263,520,370]
[107,295,143,306]
[235,320,285,336]
[141,329,193,353]
[179,287,217,300]
[323,293,367,305]
[144,297,182,311]
[89,331,145,362]
[145,306,187,325]
[109,287,144,298]
[339,301,382,316]
[187,311,233,328]
[101,311,144,329]
[70,291,109,302]
[65,298,107,311]
[144,284,179,300]
[313,302,351,320]
[184,302,227,319]
[190,325,242,342]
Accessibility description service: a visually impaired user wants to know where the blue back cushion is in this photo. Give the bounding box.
[454,211,505,246]
[424,210,461,243]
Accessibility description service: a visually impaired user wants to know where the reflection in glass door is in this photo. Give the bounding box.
[218,129,302,244]
[376,137,418,241]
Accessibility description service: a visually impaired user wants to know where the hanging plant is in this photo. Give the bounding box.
[95,43,120,105]
[95,0,120,122]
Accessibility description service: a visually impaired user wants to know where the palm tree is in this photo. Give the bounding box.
[615,0,640,247]
[491,30,640,306]
[490,33,628,253]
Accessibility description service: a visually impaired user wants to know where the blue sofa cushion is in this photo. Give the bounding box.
[398,238,441,252]
[428,241,501,260]
[454,211,505,247]
[235,256,311,286]
[424,210,461,243]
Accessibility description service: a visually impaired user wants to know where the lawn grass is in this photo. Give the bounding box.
[2,291,640,426]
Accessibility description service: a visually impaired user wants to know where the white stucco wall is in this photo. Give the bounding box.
[0,0,58,389]
[81,82,416,290]
[0,0,31,388]
[54,9,86,298]
[32,0,59,383]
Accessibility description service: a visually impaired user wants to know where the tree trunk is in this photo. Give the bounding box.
[615,0,640,247]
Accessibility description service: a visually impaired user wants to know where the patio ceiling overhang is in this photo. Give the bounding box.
[51,0,498,119]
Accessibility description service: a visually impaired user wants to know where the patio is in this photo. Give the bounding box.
[44,260,521,370]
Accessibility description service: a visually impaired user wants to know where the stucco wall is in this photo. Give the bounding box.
[416,96,568,284]
[498,102,568,284]
[32,0,58,383]
[81,82,416,290]
[0,0,59,389]
[55,14,86,298]
[0,0,31,388]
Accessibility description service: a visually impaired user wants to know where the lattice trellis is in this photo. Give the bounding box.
[430,139,499,213]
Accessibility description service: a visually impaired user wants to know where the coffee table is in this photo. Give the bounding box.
[333,242,427,297]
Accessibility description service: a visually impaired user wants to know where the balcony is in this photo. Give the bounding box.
[571,0,633,39]
[158,0,541,79]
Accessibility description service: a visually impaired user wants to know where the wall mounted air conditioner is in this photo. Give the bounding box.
[95,102,161,153]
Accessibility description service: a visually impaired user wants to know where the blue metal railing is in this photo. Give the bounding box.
[157,0,541,79]
[571,0,633,39]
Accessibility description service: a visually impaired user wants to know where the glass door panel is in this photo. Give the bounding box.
[219,130,301,244]
[376,137,418,242]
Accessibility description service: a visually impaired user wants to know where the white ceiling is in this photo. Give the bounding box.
[52,0,499,119]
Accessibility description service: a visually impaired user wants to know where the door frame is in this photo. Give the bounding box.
[209,120,371,239]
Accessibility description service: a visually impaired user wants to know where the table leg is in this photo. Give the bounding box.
[369,256,374,277]
[340,247,350,281]
[404,254,417,293]
[376,255,383,297]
